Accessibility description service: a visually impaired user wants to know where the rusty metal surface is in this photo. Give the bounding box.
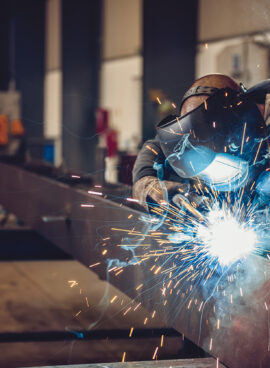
[1,162,270,367]
[31,357,225,368]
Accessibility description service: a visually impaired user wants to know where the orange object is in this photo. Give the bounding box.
[11,119,25,136]
[0,115,8,145]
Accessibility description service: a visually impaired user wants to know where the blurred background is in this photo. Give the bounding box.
[1,0,270,184]
[0,1,270,367]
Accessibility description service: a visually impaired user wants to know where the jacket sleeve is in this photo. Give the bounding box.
[132,137,165,183]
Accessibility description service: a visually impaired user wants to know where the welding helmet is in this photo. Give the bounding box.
[157,80,270,191]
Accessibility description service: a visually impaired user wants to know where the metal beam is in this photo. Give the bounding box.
[0,162,269,367]
[31,357,225,368]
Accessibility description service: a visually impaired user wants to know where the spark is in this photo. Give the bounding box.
[152,346,159,359]
[110,295,118,303]
[146,144,158,155]
[115,269,123,276]
[129,327,134,337]
[108,266,117,272]
[89,262,100,268]
[126,197,139,203]
[240,122,247,154]
[160,334,164,347]
[81,204,95,208]
[88,190,102,196]
[123,307,131,316]
[134,302,141,311]
[253,138,263,165]
[250,181,256,191]
[122,352,126,362]
[176,117,183,132]
[68,280,78,288]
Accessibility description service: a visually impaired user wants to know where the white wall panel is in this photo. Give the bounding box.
[100,56,142,150]
[45,0,61,70]
[44,70,62,138]
[103,0,142,59]
[44,0,62,165]
[199,0,270,42]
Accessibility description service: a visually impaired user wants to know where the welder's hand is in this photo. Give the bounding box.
[172,193,207,221]
[132,176,189,211]
[173,192,205,209]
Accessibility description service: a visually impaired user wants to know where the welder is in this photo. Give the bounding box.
[132,74,270,211]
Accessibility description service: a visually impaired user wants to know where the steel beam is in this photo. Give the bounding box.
[31,357,225,368]
[0,162,269,367]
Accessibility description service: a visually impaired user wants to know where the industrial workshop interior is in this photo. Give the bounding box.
[2,0,270,367]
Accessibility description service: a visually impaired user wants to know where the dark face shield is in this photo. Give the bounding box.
[157,88,269,191]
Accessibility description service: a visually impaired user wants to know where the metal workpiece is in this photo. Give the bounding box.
[0,162,270,367]
[31,357,225,367]
[0,162,144,293]
[170,255,270,368]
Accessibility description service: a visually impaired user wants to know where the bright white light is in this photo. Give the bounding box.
[198,153,249,191]
[197,209,257,266]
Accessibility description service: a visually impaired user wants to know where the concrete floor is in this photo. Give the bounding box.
[0,259,191,368]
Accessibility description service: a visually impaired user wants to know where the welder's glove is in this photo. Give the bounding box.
[172,193,208,221]
[132,175,189,211]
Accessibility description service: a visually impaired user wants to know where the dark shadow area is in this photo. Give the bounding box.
[0,229,72,261]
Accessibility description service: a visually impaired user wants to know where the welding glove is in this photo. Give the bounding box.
[132,175,189,211]
[172,192,210,222]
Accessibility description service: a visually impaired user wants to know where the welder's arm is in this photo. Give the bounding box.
[132,138,188,210]
[132,138,163,183]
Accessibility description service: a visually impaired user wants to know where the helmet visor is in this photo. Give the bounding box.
[157,88,268,190]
